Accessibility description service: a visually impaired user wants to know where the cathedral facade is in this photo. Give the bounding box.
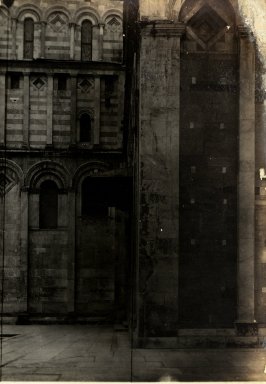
[0,0,266,347]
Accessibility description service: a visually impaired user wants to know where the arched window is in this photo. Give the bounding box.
[81,20,92,61]
[24,18,34,59]
[79,113,92,143]
[39,180,58,229]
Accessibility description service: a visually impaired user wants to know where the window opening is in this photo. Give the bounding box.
[79,113,91,143]
[24,18,34,59]
[39,180,58,229]
[81,20,92,61]
[57,75,68,91]
[10,74,20,89]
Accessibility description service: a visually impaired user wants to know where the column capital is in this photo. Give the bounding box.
[69,22,76,28]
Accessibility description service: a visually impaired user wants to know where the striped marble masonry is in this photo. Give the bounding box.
[29,75,48,148]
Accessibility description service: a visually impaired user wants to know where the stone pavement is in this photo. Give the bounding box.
[1,325,266,381]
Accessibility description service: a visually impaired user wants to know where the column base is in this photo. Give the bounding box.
[235,322,258,336]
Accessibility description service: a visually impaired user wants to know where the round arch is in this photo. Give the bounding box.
[44,6,71,22]
[72,161,111,190]
[25,161,70,190]
[101,9,123,24]
[0,159,24,195]
[74,7,100,25]
[0,159,24,182]
[16,4,42,22]
[178,0,236,25]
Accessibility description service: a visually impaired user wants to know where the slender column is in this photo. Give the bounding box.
[236,26,257,336]
[20,187,29,313]
[67,188,76,313]
[70,75,77,146]
[98,24,104,61]
[40,21,46,58]
[0,74,6,147]
[70,23,76,60]
[94,77,100,145]
[46,74,53,146]
[23,74,30,148]
[11,18,17,59]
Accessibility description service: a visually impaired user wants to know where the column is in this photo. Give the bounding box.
[0,73,6,147]
[46,74,53,147]
[98,24,104,61]
[23,74,30,148]
[136,22,185,346]
[20,187,29,315]
[70,75,77,147]
[11,18,17,59]
[67,188,75,313]
[40,21,46,58]
[69,23,76,60]
[235,26,257,336]
[94,77,100,145]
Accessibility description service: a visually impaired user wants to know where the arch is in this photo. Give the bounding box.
[0,159,24,182]
[78,108,94,119]
[44,6,71,22]
[72,161,111,189]
[101,9,123,24]
[0,159,24,196]
[178,0,236,25]
[16,4,42,22]
[0,5,10,24]
[75,7,100,25]
[25,160,70,190]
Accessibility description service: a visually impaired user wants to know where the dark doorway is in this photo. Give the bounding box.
[75,177,132,324]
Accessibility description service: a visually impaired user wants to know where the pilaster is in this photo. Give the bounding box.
[11,18,17,60]
[20,187,29,313]
[46,74,53,147]
[98,24,104,61]
[0,74,6,147]
[40,21,46,59]
[70,75,77,147]
[94,77,100,145]
[23,74,30,148]
[236,25,257,335]
[67,188,75,313]
[136,21,185,344]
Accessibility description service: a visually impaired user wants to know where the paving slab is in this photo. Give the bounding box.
[1,325,266,381]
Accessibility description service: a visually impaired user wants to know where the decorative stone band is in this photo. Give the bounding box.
[140,21,186,37]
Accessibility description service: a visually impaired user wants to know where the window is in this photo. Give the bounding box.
[39,180,58,229]
[81,20,92,61]
[24,18,34,59]
[56,75,68,91]
[10,74,20,89]
[79,113,91,143]
[105,76,115,107]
